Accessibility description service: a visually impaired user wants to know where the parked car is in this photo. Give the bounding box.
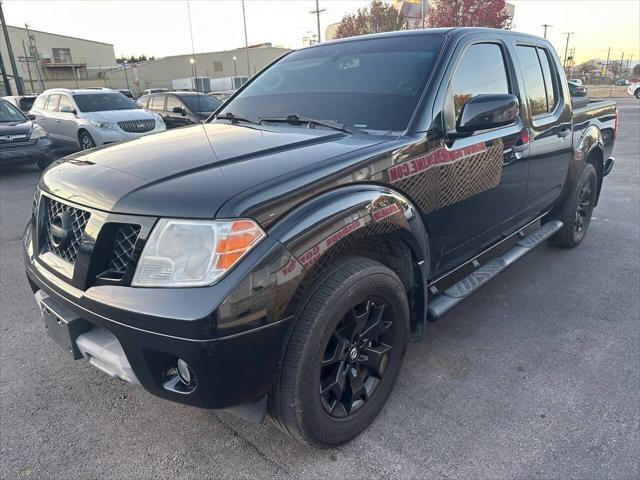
[0,98,53,169]
[138,91,221,128]
[615,79,630,86]
[118,89,136,100]
[628,82,640,99]
[23,28,616,448]
[568,78,583,85]
[3,94,38,113]
[568,80,588,97]
[30,88,166,150]
[209,90,235,102]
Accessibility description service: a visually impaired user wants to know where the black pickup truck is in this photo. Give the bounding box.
[23,28,616,447]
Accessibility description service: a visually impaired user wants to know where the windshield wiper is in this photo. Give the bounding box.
[214,112,260,125]
[258,114,365,135]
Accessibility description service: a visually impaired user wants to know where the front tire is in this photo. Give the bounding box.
[271,257,410,447]
[549,162,598,248]
[78,130,96,151]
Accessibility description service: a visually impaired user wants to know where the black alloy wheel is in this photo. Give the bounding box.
[574,175,595,237]
[320,298,394,418]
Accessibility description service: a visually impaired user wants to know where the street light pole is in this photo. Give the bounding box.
[0,0,24,95]
[241,0,251,78]
[123,60,131,91]
[233,56,237,76]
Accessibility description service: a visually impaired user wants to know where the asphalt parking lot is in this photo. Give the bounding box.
[1,98,638,479]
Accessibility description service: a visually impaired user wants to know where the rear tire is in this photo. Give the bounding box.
[270,257,410,447]
[549,162,598,248]
[635,88,640,99]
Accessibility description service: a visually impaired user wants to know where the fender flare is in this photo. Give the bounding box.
[575,124,605,202]
[268,184,430,338]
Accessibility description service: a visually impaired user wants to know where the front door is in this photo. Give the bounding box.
[426,40,529,275]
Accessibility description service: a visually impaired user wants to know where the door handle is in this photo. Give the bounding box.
[557,127,571,138]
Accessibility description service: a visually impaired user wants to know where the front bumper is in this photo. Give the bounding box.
[0,138,54,163]
[23,221,302,409]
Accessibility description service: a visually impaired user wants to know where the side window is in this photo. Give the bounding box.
[58,95,74,112]
[517,46,548,117]
[149,95,166,111]
[444,43,510,132]
[166,95,183,112]
[33,95,47,110]
[537,47,558,112]
[45,94,61,112]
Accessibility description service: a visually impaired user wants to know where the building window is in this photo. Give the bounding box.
[52,48,72,64]
[213,61,223,72]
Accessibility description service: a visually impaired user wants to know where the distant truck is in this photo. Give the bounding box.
[209,75,248,92]
[171,77,211,93]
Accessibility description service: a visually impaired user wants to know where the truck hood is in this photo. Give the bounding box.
[39,123,391,218]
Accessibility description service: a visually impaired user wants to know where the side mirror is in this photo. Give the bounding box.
[27,113,37,120]
[172,106,185,115]
[59,105,76,115]
[456,94,520,133]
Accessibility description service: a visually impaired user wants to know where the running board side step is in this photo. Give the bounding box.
[427,221,563,320]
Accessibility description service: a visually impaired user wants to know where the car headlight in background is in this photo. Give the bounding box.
[155,115,165,128]
[30,125,48,139]
[89,119,116,130]
[132,218,265,287]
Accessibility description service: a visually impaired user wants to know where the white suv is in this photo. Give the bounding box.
[30,88,166,150]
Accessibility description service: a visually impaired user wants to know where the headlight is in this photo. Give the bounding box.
[132,218,265,287]
[155,115,165,128]
[30,125,48,139]
[89,120,116,130]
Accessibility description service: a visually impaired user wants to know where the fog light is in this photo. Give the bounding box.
[176,358,192,385]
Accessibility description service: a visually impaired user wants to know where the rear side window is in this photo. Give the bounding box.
[517,46,554,117]
[33,95,47,110]
[45,94,60,112]
[537,48,558,112]
[149,95,166,111]
[166,95,182,111]
[444,43,510,132]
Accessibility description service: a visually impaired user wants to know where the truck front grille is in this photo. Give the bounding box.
[117,119,156,133]
[41,197,91,264]
[107,224,141,273]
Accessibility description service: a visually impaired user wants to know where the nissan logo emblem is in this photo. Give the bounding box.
[49,212,72,248]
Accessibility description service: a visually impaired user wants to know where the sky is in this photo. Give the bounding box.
[2,0,639,65]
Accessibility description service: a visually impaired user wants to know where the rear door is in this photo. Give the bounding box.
[426,38,529,273]
[56,94,79,145]
[40,94,62,142]
[148,94,168,124]
[513,42,572,214]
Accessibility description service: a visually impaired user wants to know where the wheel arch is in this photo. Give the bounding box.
[573,124,605,205]
[268,184,430,342]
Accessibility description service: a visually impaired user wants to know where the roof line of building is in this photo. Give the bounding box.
[7,24,114,46]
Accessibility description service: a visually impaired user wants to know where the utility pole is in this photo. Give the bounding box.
[20,39,34,92]
[310,0,325,43]
[618,52,624,81]
[0,0,24,95]
[542,24,552,38]
[24,24,45,92]
[421,0,426,28]
[562,32,574,69]
[242,0,251,78]
[603,46,611,82]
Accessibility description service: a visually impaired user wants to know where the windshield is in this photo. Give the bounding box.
[0,100,27,123]
[217,34,445,132]
[72,93,138,112]
[181,94,222,113]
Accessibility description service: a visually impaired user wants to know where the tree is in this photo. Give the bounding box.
[427,0,512,29]
[633,64,640,77]
[116,54,156,64]
[334,0,407,39]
